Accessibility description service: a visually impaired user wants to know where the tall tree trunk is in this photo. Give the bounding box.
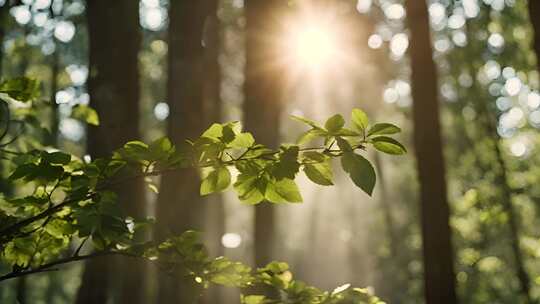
[405,1,457,303]
[155,1,214,303]
[77,1,145,304]
[0,2,9,77]
[529,0,540,73]
[244,0,286,268]
[15,276,27,304]
[48,41,59,147]
[202,3,225,303]
[373,153,402,303]
[0,1,12,196]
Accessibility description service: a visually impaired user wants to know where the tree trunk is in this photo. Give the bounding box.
[202,3,225,303]
[405,1,457,303]
[529,0,540,73]
[77,1,145,303]
[15,276,27,304]
[244,0,286,268]
[48,41,59,147]
[0,2,11,196]
[155,1,214,303]
[0,2,9,76]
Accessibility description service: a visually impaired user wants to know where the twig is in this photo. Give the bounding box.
[0,251,130,282]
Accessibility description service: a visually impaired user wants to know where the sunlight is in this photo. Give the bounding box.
[281,9,344,75]
[289,26,336,69]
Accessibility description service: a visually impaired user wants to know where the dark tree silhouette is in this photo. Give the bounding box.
[405,0,457,303]
[245,0,287,268]
[155,1,215,303]
[530,0,540,73]
[77,1,145,303]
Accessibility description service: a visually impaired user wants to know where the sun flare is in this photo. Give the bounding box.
[290,26,336,68]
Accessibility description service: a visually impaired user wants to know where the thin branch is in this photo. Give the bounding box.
[74,237,89,257]
[0,193,96,243]
[0,251,131,282]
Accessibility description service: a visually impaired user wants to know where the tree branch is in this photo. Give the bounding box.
[0,250,132,282]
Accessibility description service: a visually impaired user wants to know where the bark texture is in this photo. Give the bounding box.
[529,0,540,73]
[405,1,457,303]
[245,0,286,268]
[155,1,215,303]
[77,1,145,303]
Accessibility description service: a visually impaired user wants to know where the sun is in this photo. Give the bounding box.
[282,14,340,72]
[291,26,336,68]
[276,5,354,91]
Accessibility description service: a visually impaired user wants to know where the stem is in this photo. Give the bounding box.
[0,193,96,243]
[0,251,132,282]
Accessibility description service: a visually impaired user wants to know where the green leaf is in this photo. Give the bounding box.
[272,146,300,180]
[200,166,232,195]
[0,77,40,102]
[335,137,353,152]
[234,175,266,205]
[230,132,255,148]
[201,123,223,140]
[351,108,369,132]
[42,151,71,165]
[10,163,38,180]
[264,261,290,273]
[341,152,376,196]
[302,152,333,186]
[72,105,100,126]
[241,295,267,304]
[209,257,253,287]
[371,136,406,155]
[302,151,327,162]
[324,114,345,133]
[148,137,173,161]
[367,123,400,137]
[116,141,150,162]
[304,162,333,186]
[221,124,237,143]
[291,115,320,128]
[10,162,64,182]
[297,128,326,145]
[265,178,302,203]
[335,128,360,137]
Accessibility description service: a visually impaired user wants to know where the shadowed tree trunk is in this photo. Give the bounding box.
[15,276,27,304]
[47,4,61,147]
[202,2,225,303]
[0,2,9,76]
[529,0,540,73]
[405,1,457,303]
[155,1,215,303]
[0,1,13,195]
[48,40,59,147]
[76,1,145,303]
[244,0,286,268]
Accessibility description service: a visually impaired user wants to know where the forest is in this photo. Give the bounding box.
[0,0,539,303]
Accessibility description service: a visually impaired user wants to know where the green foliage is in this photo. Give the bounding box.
[0,77,40,103]
[0,78,403,302]
[341,152,376,196]
[71,104,100,126]
[200,166,231,195]
[351,109,369,134]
